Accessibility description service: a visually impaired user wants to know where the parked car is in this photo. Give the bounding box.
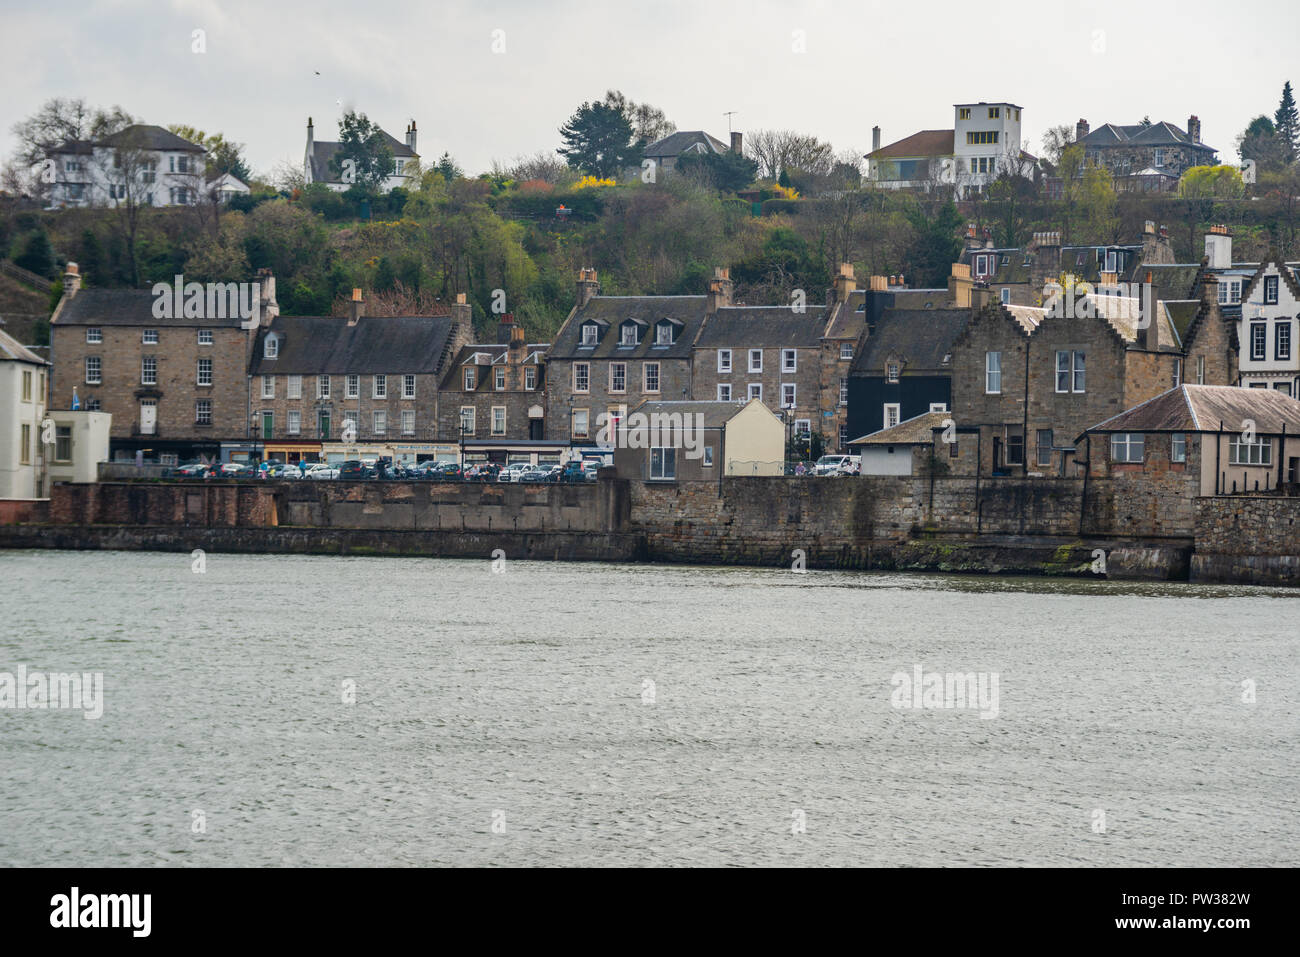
[582,461,601,482]
[339,460,373,480]
[426,462,463,481]
[303,463,339,480]
[173,461,213,478]
[219,462,249,477]
[267,463,302,479]
[559,461,590,483]
[814,454,860,477]
[497,462,532,483]
[520,464,561,483]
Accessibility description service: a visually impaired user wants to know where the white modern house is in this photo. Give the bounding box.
[44,125,248,209]
[303,117,420,193]
[866,101,1027,197]
[0,328,49,498]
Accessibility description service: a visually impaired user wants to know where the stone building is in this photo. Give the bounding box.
[247,290,468,464]
[544,268,713,444]
[48,263,262,463]
[0,327,50,497]
[949,289,1185,477]
[1083,385,1300,495]
[1074,116,1217,188]
[435,313,551,460]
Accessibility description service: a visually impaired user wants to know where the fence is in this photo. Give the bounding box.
[0,260,54,293]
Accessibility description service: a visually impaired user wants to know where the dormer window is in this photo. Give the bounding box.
[263,335,278,359]
[464,367,477,390]
[655,322,675,346]
[974,254,991,278]
[620,323,640,347]
[581,324,599,346]
[886,361,900,383]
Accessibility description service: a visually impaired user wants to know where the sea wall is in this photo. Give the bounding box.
[1192,496,1300,586]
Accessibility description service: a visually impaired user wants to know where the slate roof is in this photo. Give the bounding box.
[962,247,1033,284]
[849,410,949,446]
[249,315,455,375]
[437,342,549,389]
[630,398,768,429]
[694,305,829,348]
[52,288,248,328]
[850,308,970,375]
[550,296,707,360]
[309,129,416,184]
[1163,300,1201,340]
[1079,120,1216,153]
[866,129,955,160]
[0,327,47,364]
[1085,385,1300,435]
[100,125,206,152]
[644,131,728,158]
[824,291,866,339]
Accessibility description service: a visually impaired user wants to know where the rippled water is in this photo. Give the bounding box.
[1,549,1296,867]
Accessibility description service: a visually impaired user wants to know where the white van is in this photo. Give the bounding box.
[814,454,860,476]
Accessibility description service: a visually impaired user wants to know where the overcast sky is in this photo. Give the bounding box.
[2,0,1296,179]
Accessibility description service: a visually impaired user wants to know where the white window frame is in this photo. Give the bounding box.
[572,408,590,439]
[460,406,475,435]
[317,375,330,399]
[403,374,416,399]
[717,383,732,401]
[649,446,676,481]
[195,399,212,425]
[610,362,627,393]
[884,403,901,430]
[718,348,732,373]
[142,328,159,345]
[372,374,387,399]
[1229,437,1271,466]
[197,358,212,386]
[573,362,589,393]
[347,374,360,398]
[840,343,853,360]
[644,362,660,393]
[581,324,600,346]
[985,351,1002,394]
[287,374,302,399]
[264,335,278,359]
[781,349,797,373]
[525,367,537,391]
[373,410,386,434]
[1110,433,1145,464]
[463,367,476,390]
[141,356,157,386]
[402,409,415,435]
[491,406,506,436]
[781,383,796,408]
[839,377,848,406]
[748,383,762,401]
[85,328,102,344]
[262,374,275,399]
[287,410,301,435]
[748,349,762,373]
[1171,433,1186,464]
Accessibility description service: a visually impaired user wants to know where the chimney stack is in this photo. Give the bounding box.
[1140,270,1159,350]
[1187,115,1201,144]
[707,267,734,314]
[1199,270,1220,307]
[872,126,881,153]
[348,288,364,326]
[406,119,418,153]
[1204,225,1232,270]
[451,293,472,352]
[256,267,278,326]
[730,131,742,154]
[63,262,81,299]
[1075,118,1089,142]
[497,311,516,345]
[831,263,856,305]
[576,267,599,307]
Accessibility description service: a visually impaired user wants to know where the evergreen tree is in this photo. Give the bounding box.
[1275,81,1299,163]
[557,100,636,178]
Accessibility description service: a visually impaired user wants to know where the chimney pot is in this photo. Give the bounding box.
[730,131,742,154]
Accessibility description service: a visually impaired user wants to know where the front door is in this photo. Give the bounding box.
[140,400,157,435]
[261,412,274,440]
[318,410,331,440]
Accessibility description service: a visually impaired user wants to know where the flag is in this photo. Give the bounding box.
[71,387,80,411]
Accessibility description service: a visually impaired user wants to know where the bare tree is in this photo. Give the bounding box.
[505,151,576,186]
[95,127,155,285]
[6,98,133,200]
[1040,125,1075,167]
[745,129,835,179]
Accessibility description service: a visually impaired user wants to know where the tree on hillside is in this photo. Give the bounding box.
[1237,115,1288,173]
[1274,81,1299,163]
[6,98,134,199]
[676,150,758,193]
[93,125,157,285]
[1040,125,1075,166]
[745,130,834,180]
[1180,165,1246,200]
[557,99,636,178]
[166,125,252,182]
[506,151,576,186]
[901,201,963,289]
[600,91,675,144]
[329,111,395,194]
